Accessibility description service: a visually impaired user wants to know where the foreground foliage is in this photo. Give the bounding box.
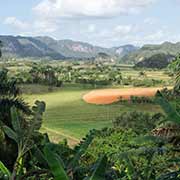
[0,90,179,180]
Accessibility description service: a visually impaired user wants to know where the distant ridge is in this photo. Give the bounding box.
[0,35,179,67]
[0,35,137,60]
[121,41,180,64]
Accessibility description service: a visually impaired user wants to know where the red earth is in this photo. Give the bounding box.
[83,87,164,105]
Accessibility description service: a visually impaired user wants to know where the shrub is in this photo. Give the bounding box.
[112,111,164,134]
[130,96,154,104]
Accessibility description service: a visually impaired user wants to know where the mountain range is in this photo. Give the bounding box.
[121,41,180,64]
[0,35,137,60]
[0,35,179,66]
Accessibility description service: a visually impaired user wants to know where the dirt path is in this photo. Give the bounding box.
[42,126,79,147]
[83,87,164,105]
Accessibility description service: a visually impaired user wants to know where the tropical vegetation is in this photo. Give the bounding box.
[0,42,179,180]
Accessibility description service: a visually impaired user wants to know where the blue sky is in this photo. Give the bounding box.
[0,0,180,47]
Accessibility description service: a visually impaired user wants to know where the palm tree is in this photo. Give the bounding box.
[29,64,41,83]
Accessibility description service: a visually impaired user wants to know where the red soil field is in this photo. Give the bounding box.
[83,87,163,105]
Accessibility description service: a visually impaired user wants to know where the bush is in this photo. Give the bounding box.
[112,111,164,134]
[130,96,154,104]
[86,127,180,180]
[132,79,164,87]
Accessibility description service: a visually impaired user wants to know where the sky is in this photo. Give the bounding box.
[0,0,180,47]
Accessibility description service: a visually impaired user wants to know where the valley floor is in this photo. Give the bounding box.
[24,85,163,146]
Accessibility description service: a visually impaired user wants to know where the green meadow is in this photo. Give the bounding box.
[24,85,163,145]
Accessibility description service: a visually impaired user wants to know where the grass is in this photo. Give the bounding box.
[4,62,172,145]
[24,85,163,145]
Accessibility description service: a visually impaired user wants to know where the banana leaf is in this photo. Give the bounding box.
[156,91,180,124]
[0,161,11,178]
[44,146,69,180]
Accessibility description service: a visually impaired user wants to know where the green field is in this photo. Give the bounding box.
[121,69,170,80]
[24,85,163,145]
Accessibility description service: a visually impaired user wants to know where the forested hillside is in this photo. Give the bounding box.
[0,35,137,60]
[135,53,174,69]
[121,42,180,64]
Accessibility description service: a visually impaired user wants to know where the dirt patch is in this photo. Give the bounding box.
[83,87,163,105]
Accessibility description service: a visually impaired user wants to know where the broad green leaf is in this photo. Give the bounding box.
[69,132,94,168]
[123,154,135,179]
[10,107,21,132]
[32,101,46,131]
[44,146,69,180]
[3,125,18,143]
[0,161,11,177]
[89,155,107,180]
[34,147,49,168]
[156,91,180,124]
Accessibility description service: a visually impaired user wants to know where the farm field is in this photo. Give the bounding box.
[24,85,163,145]
[83,87,165,104]
[2,61,171,82]
[121,69,171,80]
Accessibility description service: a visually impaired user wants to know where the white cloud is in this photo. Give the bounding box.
[114,25,132,34]
[5,0,180,47]
[144,17,157,25]
[33,0,157,19]
[120,30,167,45]
[4,17,29,30]
[95,24,135,40]
[3,0,160,46]
[30,0,157,39]
[87,24,96,33]
[33,20,58,33]
[4,16,58,35]
[144,30,164,41]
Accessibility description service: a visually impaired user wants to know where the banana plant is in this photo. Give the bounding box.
[0,101,45,180]
[68,130,96,170]
[44,146,69,180]
[155,91,180,124]
[40,130,107,180]
[43,146,107,180]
